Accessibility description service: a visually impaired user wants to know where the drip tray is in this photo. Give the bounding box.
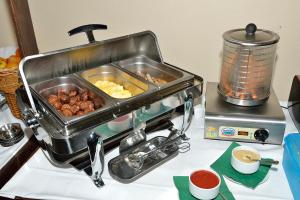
[108,136,178,183]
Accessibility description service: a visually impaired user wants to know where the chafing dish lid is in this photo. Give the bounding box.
[20,31,163,86]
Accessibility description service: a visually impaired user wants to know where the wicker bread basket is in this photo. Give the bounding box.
[0,67,22,119]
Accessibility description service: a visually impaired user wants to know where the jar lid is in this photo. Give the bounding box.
[223,23,280,46]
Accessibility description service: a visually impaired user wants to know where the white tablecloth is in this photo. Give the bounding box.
[0,107,29,169]
[0,103,298,200]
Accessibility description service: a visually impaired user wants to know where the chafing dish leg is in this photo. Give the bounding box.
[180,93,194,139]
[87,132,105,187]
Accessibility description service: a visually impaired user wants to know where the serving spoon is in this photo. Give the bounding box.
[245,155,279,166]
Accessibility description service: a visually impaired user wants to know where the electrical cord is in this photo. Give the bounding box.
[281,101,300,109]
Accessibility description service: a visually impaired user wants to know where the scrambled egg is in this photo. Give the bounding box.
[94,80,132,98]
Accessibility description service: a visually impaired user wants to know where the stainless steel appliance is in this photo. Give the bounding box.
[205,82,285,144]
[17,25,203,186]
[218,23,279,106]
[205,24,285,144]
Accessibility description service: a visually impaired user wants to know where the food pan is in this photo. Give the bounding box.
[115,56,191,87]
[78,64,149,99]
[30,74,113,124]
[108,136,178,183]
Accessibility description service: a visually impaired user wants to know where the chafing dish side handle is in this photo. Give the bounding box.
[87,132,105,187]
[68,24,108,43]
[180,93,194,139]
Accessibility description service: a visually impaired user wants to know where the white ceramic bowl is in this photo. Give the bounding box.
[189,169,221,200]
[107,114,131,132]
[231,146,261,174]
[142,102,161,115]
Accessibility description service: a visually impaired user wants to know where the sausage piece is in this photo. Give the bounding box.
[61,104,71,111]
[53,101,62,110]
[60,94,70,104]
[48,87,103,117]
[79,101,89,110]
[57,89,66,97]
[86,101,94,110]
[93,97,104,109]
[48,95,58,105]
[76,111,84,115]
[81,91,88,101]
[69,90,77,97]
[69,96,80,105]
[88,91,97,100]
[70,105,80,114]
[62,108,73,117]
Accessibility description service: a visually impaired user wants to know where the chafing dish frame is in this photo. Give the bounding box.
[18,29,203,187]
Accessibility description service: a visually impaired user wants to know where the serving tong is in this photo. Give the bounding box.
[126,130,190,170]
[113,93,194,175]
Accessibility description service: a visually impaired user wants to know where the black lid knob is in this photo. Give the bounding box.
[245,23,257,36]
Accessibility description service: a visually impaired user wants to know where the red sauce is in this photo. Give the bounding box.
[190,170,219,189]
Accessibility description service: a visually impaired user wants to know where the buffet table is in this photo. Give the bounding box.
[0,103,297,200]
[0,107,28,169]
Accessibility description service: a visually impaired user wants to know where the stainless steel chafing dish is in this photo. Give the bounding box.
[17,24,203,187]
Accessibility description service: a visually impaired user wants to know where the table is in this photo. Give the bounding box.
[0,106,38,189]
[0,103,297,200]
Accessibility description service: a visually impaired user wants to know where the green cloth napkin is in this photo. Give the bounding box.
[210,142,271,189]
[173,175,235,200]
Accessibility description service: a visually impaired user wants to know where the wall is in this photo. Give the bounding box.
[0,0,17,46]
[3,0,300,100]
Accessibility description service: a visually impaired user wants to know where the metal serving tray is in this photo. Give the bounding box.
[78,64,151,99]
[30,74,114,125]
[115,55,194,89]
[108,136,178,183]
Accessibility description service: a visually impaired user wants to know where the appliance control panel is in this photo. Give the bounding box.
[206,126,269,142]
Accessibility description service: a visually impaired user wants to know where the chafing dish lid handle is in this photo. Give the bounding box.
[68,24,108,43]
